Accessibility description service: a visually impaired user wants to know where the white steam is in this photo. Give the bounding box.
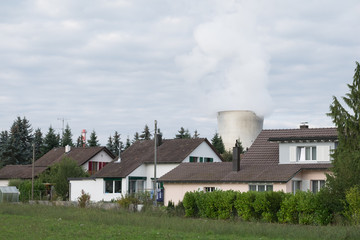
[176,2,273,117]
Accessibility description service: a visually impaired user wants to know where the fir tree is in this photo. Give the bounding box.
[0,130,11,167]
[133,132,140,143]
[76,135,86,148]
[140,125,152,140]
[112,131,123,156]
[211,132,225,154]
[106,135,114,153]
[125,136,131,150]
[176,127,191,139]
[327,61,360,202]
[33,128,44,160]
[87,130,100,147]
[42,126,60,154]
[61,124,74,147]
[9,117,33,165]
[193,130,200,139]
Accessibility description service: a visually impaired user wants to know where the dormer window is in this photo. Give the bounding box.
[297,146,316,161]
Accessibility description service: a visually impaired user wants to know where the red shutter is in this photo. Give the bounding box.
[88,161,92,171]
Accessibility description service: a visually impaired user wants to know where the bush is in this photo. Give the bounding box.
[77,190,90,208]
[17,179,46,201]
[234,191,258,220]
[344,185,360,225]
[117,193,140,210]
[183,191,199,217]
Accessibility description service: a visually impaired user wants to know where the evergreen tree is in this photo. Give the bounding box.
[42,126,60,154]
[0,130,11,167]
[106,135,114,153]
[33,128,44,160]
[76,135,86,148]
[87,130,100,147]
[9,117,33,165]
[112,131,123,156]
[326,61,360,202]
[125,136,131,150]
[133,132,140,143]
[211,132,225,154]
[140,125,152,140]
[176,127,191,139]
[193,130,200,139]
[61,124,74,147]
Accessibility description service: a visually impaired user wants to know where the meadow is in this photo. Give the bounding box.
[0,203,359,240]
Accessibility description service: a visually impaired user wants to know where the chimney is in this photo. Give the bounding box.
[232,141,241,171]
[65,145,71,153]
[300,122,309,129]
[156,133,162,147]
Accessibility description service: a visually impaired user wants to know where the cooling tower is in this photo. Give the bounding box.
[217,110,263,151]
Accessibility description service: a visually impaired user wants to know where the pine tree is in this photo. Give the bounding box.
[76,135,86,148]
[193,130,200,139]
[211,132,225,154]
[33,128,44,160]
[0,130,11,167]
[112,131,123,156]
[125,136,131,150]
[9,117,33,165]
[327,61,360,201]
[61,124,74,147]
[140,125,152,140]
[42,126,60,154]
[106,135,114,153]
[176,127,191,139]
[133,132,140,143]
[87,130,100,147]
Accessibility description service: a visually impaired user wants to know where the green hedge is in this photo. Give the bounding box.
[182,190,337,225]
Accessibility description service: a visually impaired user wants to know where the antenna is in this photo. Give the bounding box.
[57,117,70,139]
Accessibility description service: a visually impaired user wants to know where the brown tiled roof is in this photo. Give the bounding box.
[94,138,218,178]
[241,128,337,165]
[34,146,115,167]
[0,165,48,179]
[160,128,337,183]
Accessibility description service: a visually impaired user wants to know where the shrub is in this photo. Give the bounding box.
[183,191,199,217]
[18,179,46,201]
[234,191,258,221]
[77,190,91,208]
[278,193,298,224]
[344,185,360,225]
[117,193,140,210]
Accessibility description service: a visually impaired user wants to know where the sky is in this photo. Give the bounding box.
[0,0,359,145]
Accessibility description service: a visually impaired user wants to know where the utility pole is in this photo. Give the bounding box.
[31,143,35,200]
[154,120,157,206]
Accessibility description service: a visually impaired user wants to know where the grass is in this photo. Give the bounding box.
[0,203,359,240]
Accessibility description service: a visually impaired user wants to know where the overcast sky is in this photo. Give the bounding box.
[1,0,359,145]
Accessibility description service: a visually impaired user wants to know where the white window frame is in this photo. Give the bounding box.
[292,180,301,194]
[311,180,325,193]
[104,179,122,194]
[248,184,273,192]
[297,146,317,161]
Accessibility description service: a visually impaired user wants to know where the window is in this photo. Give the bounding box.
[204,187,215,192]
[311,180,325,193]
[292,181,301,194]
[104,179,122,193]
[189,156,214,163]
[297,146,316,161]
[88,161,98,175]
[249,184,273,192]
[128,177,146,194]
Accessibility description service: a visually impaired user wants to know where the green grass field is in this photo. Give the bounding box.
[0,203,359,240]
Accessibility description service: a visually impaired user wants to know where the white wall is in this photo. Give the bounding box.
[69,178,123,202]
[279,142,335,164]
[81,150,114,171]
[182,142,222,163]
[0,180,9,186]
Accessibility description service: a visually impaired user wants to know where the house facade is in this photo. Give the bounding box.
[0,146,115,186]
[160,126,337,205]
[69,138,223,202]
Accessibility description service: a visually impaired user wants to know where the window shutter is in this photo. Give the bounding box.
[317,146,330,161]
[289,146,296,162]
[88,161,92,171]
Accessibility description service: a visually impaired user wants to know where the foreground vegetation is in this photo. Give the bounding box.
[1,203,360,240]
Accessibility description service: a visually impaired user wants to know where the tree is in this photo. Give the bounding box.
[61,124,74,147]
[326,61,360,202]
[47,157,88,200]
[176,127,191,139]
[140,125,152,140]
[33,128,44,160]
[106,135,114,153]
[112,131,123,156]
[133,132,140,143]
[193,130,200,139]
[87,130,100,147]
[211,132,225,154]
[8,117,34,165]
[0,130,11,167]
[125,136,131,150]
[42,126,60,154]
[76,135,86,148]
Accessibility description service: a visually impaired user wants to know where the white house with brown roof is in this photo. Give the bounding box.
[0,146,115,186]
[69,138,223,202]
[160,126,337,205]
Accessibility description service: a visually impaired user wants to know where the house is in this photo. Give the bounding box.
[69,138,223,202]
[160,126,337,205]
[0,146,115,186]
